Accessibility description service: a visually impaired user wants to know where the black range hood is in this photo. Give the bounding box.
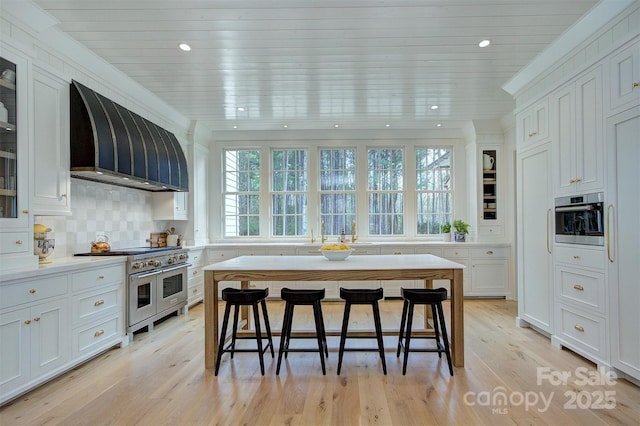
[70,80,188,192]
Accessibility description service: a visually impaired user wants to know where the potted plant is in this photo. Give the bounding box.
[452,219,470,242]
[440,222,451,242]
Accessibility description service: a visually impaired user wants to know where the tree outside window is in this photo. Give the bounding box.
[319,148,357,235]
[367,148,404,235]
[416,148,452,235]
[271,149,308,236]
[223,149,261,237]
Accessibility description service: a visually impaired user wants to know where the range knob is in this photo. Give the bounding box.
[179,254,187,260]
[154,260,162,267]
[168,257,175,265]
[132,262,142,270]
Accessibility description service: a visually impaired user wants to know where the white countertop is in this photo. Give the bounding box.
[0,256,127,284]
[204,254,465,271]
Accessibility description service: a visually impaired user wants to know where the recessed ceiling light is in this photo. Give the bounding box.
[237,107,245,112]
[283,124,288,128]
[385,124,391,128]
[431,105,439,110]
[179,43,191,51]
[334,124,339,128]
[437,123,442,127]
[478,39,491,48]
[233,125,238,129]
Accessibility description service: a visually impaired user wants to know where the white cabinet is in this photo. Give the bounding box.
[469,248,509,297]
[31,66,70,215]
[607,106,640,381]
[192,144,209,244]
[0,274,70,398]
[0,44,37,272]
[187,248,206,306]
[552,66,604,195]
[609,40,640,114]
[517,142,554,333]
[152,192,188,221]
[516,99,548,146]
[551,245,608,367]
[70,264,125,359]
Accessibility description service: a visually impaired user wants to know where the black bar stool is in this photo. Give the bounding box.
[276,288,329,375]
[214,288,274,376]
[397,287,453,376]
[337,287,387,375]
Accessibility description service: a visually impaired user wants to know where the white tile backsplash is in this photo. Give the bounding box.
[36,179,172,257]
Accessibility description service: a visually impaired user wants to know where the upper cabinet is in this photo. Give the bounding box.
[152,192,188,221]
[516,99,548,146]
[609,40,640,114]
[552,66,604,196]
[32,66,71,215]
[0,45,37,271]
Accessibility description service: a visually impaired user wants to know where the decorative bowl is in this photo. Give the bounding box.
[319,247,353,261]
[34,238,55,263]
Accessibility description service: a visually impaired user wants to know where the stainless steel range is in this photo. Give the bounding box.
[76,247,189,337]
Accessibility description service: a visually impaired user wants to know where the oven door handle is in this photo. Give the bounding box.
[162,264,190,273]
[132,271,160,279]
[555,205,595,212]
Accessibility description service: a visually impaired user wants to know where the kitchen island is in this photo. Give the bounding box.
[203,254,465,369]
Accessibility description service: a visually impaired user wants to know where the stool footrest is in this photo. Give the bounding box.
[341,347,385,352]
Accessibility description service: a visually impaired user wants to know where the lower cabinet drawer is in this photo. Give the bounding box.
[0,232,30,254]
[73,315,122,357]
[556,304,607,357]
[0,274,68,309]
[556,267,605,314]
[71,264,124,292]
[443,248,469,259]
[188,282,204,305]
[72,286,121,325]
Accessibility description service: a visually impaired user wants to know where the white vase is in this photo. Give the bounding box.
[0,102,7,123]
[442,232,451,242]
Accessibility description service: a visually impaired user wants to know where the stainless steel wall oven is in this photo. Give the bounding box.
[554,192,604,245]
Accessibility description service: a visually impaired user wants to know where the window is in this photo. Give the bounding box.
[416,148,452,234]
[271,149,308,236]
[319,148,356,235]
[223,149,261,237]
[367,148,404,235]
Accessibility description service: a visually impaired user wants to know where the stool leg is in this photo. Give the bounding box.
[397,298,409,357]
[253,302,265,375]
[215,302,233,376]
[230,304,240,359]
[372,301,387,375]
[436,302,454,376]
[261,299,275,358]
[337,302,352,375]
[317,302,329,357]
[284,303,294,358]
[276,302,293,375]
[431,304,442,359]
[312,301,327,375]
[402,301,415,376]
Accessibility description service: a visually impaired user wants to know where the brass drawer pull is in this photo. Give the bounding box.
[94,330,105,338]
[24,320,31,325]
[16,240,23,245]
[33,317,40,322]
[486,250,494,255]
[573,285,584,291]
[94,300,105,306]
[572,255,580,260]
[98,275,105,279]
[29,289,37,294]
[574,325,585,333]
[394,251,402,255]
[193,270,198,275]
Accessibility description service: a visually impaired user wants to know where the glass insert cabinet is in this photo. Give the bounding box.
[0,56,17,219]
[481,149,498,221]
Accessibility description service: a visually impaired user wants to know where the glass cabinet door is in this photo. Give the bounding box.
[481,149,498,221]
[0,56,17,219]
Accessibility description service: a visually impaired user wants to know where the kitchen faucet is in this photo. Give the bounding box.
[351,221,357,243]
[321,220,328,243]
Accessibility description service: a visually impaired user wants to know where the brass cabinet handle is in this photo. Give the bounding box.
[569,178,576,183]
[16,240,23,245]
[573,255,580,260]
[607,204,614,263]
[33,317,40,322]
[394,251,402,255]
[573,284,584,291]
[29,289,37,294]
[22,210,28,214]
[98,275,105,279]
[575,178,582,183]
[94,330,105,338]
[61,193,67,198]
[24,320,31,325]
[633,82,639,88]
[574,325,585,333]
[486,250,494,255]
[94,300,105,306]
[192,270,198,275]
[193,289,198,293]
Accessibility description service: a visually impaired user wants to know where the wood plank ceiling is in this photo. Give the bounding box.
[32,0,600,131]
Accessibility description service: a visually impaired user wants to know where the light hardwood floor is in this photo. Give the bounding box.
[1,299,639,425]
